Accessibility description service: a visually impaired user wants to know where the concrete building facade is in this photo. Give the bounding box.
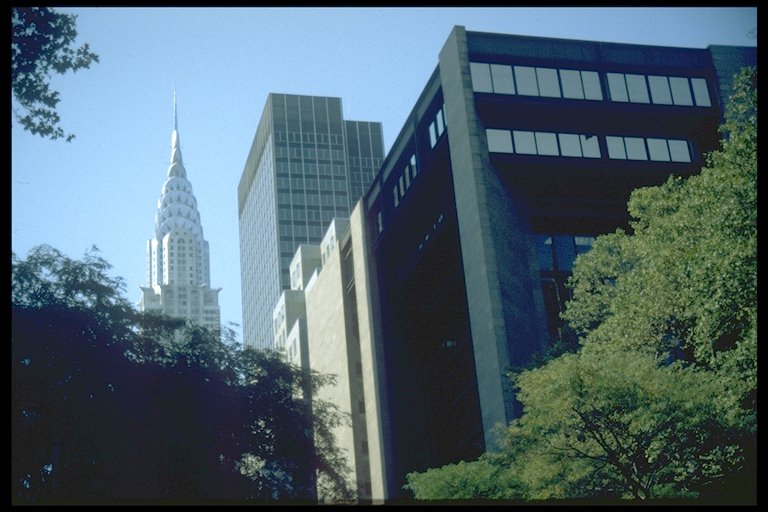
[238,94,384,349]
[269,207,388,503]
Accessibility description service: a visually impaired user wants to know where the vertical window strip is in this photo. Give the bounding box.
[486,128,514,153]
[626,74,650,103]
[535,131,559,156]
[624,137,648,160]
[647,138,671,161]
[490,64,515,94]
[559,69,584,99]
[670,77,693,106]
[536,67,561,98]
[691,78,712,107]
[436,109,445,136]
[558,133,582,157]
[607,73,629,102]
[668,140,691,162]
[513,130,538,154]
[514,66,539,96]
[606,136,627,159]
[429,122,437,148]
[580,135,601,158]
[470,62,493,92]
[648,75,673,105]
[581,71,603,100]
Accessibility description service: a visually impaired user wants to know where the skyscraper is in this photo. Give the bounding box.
[140,92,221,333]
[238,93,384,349]
[291,26,754,499]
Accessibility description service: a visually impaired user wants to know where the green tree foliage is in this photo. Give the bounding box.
[11,7,99,142]
[405,67,756,503]
[500,347,748,501]
[563,66,757,426]
[12,245,353,504]
[405,457,524,501]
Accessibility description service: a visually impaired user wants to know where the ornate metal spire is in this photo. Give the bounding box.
[155,88,201,242]
[170,89,183,168]
[173,86,178,132]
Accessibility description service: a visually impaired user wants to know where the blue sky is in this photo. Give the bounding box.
[11,7,757,344]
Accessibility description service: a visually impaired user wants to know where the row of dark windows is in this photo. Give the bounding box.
[487,128,692,163]
[470,61,712,108]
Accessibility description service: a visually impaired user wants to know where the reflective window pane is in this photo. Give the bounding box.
[513,131,537,154]
[514,66,539,96]
[470,62,493,93]
[691,78,711,107]
[625,137,648,160]
[647,138,671,161]
[668,140,691,162]
[670,77,693,106]
[581,71,603,100]
[560,69,584,99]
[536,67,561,98]
[626,74,650,103]
[580,135,601,158]
[535,132,559,156]
[490,64,515,94]
[436,110,445,136]
[429,122,437,148]
[558,133,582,157]
[486,129,514,153]
[648,75,673,104]
[607,73,628,102]
[606,136,627,159]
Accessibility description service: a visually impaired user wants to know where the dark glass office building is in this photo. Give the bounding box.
[359,26,755,497]
[238,94,384,349]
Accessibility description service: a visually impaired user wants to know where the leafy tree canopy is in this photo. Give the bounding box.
[12,245,353,504]
[405,66,756,503]
[11,7,99,142]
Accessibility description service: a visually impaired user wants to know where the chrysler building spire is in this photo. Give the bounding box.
[174,86,178,131]
[139,91,221,334]
[170,88,183,170]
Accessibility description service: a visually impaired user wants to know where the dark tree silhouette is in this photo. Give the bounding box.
[12,245,354,504]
